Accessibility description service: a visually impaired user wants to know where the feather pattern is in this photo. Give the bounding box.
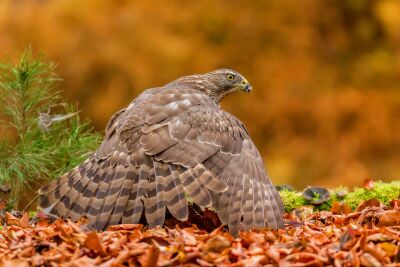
[38,69,284,235]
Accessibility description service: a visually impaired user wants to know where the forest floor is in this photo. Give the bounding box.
[0,197,399,267]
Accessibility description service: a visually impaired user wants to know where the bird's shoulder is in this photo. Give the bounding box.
[115,85,215,128]
[101,83,251,156]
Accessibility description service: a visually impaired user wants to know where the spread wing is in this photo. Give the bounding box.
[38,85,284,236]
[136,98,284,236]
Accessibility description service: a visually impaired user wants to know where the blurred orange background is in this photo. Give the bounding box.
[1,0,399,189]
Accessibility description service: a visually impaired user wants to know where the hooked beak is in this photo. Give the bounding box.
[238,78,252,93]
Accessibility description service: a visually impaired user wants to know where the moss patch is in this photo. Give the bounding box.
[344,181,400,209]
[279,180,400,212]
[279,190,307,212]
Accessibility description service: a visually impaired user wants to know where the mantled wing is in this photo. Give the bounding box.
[134,92,284,236]
[39,86,284,236]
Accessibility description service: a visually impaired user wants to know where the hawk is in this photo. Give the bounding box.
[38,69,284,236]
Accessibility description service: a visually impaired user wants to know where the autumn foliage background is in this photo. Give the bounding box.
[0,0,399,189]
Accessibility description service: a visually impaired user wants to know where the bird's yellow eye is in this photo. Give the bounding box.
[227,74,235,80]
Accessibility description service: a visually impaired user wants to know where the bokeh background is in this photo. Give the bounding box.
[1,0,399,189]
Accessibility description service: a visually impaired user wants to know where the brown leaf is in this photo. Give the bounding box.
[367,233,393,242]
[340,228,359,250]
[5,212,29,228]
[331,201,352,214]
[138,245,159,267]
[377,210,400,227]
[5,212,19,225]
[266,247,281,263]
[360,253,382,267]
[356,199,382,212]
[240,231,264,247]
[36,218,49,230]
[108,224,142,231]
[0,200,6,210]
[20,212,29,228]
[110,249,130,266]
[140,235,169,248]
[351,249,361,267]
[240,255,267,266]
[363,178,375,190]
[2,187,400,267]
[284,252,327,266]
[83,231,106,255]
[196,258,214,267]
[388,199,400,209]
[364,243,389,263]
[313,232,331,246]
[180,228,198,246]
[1,259,30,267]
[378,242,397,257]
[76,216,89,225]
[203,209,221,227]
[109,234,128,252]
[31,254,45,266]
[204,235,231,253]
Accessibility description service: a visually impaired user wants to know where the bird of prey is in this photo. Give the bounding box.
[38,69,284,236]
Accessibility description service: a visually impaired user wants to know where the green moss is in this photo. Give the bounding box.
[344,181,400,209]
[279,181,400,212]
[279,190,307,212]
[28,210,38,218]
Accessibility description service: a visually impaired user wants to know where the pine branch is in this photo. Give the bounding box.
[0,49,101,205]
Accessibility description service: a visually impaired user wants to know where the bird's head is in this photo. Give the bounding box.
[173,68,252,104]
[203,69,252,96]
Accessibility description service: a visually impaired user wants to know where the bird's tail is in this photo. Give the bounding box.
[38,158,94,218]
[38,155,227,230]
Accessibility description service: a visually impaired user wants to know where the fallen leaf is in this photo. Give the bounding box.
[36,218,49,230]
[20,212,29,228]
[138,245,159,267]
[203,209,221,228]
[83,231,106,255]
[5,212,29,228]
[240,231,264,247]
[388,199,400,209]
[367,233,393,242]
[340,228,359,250]
[108,224,142,231]
[295,206,314,220]
[360,253,382,267]
[109,248,130,266]
[0,200,6,210]
[265,247,280,263]
[364,242,389,263]
[377,210,400,227]
[204,235,231,253]
[1,259,30,267]
[0,192,399,267]
[196,258,214,267]
[240,255,267,267]
[331,201,352,214]
[356,199,382,212]
[379,242,397,257]
[363,178,375,190]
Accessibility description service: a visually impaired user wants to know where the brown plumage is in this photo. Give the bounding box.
[38,69,284,236]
